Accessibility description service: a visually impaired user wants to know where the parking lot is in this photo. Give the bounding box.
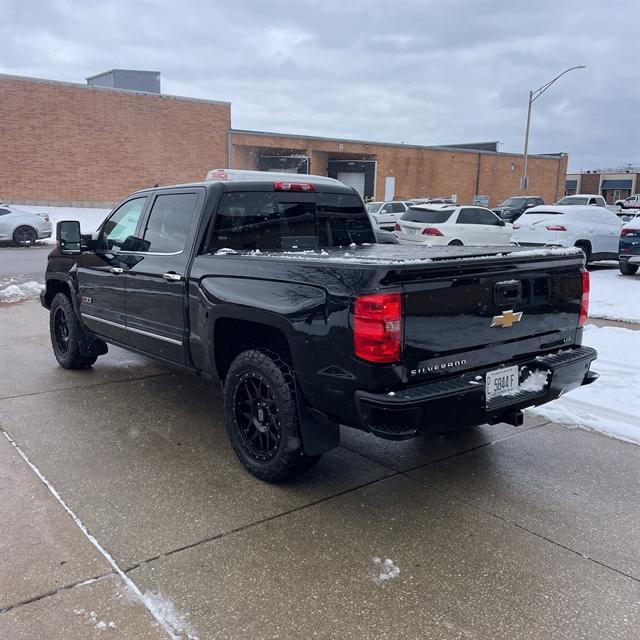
[1,295,639,639]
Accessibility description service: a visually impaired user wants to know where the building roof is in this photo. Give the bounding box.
[231,128,563,159]
[0,73,230,107]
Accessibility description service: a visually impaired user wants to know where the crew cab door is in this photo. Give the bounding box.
[78,196,148,343]
[123,188,204,364]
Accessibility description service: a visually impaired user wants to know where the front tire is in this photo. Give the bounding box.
[50,293,100,369]
[13,225,38,247]
[223,350,321,482]
[619,260,639,275]
[448,239,464,246]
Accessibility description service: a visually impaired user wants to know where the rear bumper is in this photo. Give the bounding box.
[619,254,640,265]
[354,346,598,440]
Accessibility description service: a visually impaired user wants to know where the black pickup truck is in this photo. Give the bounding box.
[42,176,597,481]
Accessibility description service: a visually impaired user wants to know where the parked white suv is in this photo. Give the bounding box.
[395,205,512,246]
[512,205,623,263]
[366,201,410,231]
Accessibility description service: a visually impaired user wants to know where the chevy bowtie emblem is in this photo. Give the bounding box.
[491,310,523,328]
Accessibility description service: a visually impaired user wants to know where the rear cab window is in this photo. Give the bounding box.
[209,191,375,252]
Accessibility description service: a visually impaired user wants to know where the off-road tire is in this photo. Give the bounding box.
[13,225,38,247]
[619,260,639,276]
[50,293,100,369]
[223,349,321,482]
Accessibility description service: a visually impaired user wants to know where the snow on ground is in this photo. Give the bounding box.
[19,204,111,243]
[531,324,640,444]
[0,279,44,303]
[588,267,640,323]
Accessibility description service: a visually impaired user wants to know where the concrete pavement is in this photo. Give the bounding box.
[1,300,639,639]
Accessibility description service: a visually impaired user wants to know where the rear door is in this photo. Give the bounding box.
[123,188,204,363]
[456,208,486,245]
[78,197,148,343]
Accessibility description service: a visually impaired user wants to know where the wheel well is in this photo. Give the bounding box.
[214,318,292,381]
[574,240,592,252]
[43,280,71,309]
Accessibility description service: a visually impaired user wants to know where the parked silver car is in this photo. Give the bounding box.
[0,205,52,246]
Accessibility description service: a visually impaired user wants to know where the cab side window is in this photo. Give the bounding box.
[97,197,147,252]
[139,193,199,254]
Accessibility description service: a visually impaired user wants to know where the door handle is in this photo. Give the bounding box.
[162,272,182,282]
[110,267,125,274]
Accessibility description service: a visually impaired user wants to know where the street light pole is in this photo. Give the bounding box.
[521,65,586,195]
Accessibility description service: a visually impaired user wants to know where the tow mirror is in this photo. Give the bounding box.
[57,220,81,254]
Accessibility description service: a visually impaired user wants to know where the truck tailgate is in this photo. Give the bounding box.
[401,258,584,380]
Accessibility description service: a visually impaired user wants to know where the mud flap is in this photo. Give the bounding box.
[296,386,340,456]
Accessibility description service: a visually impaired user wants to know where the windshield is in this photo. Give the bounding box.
[366,202,383,213]
[401,208,454,223]
[557,196,588,205]
[499,197,526,207]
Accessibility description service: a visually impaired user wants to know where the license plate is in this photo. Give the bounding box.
[408,227,419,235]
[486,365,519,401]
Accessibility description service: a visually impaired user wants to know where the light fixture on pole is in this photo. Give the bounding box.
[521,65,586,195]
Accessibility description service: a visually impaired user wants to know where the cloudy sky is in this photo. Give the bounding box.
[1,0,638,170]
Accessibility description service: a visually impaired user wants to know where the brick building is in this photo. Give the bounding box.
[565,169,639,203]
[1,73,568,207]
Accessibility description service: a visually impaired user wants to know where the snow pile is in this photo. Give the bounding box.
[143,592,199,640]
[531,324,640,444]
[0,279,44,303]
[504,369,549,397]
[588,268,640,323]
[372,557,400,584]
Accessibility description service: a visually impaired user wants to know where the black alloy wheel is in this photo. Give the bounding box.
[223,349,321,482]
[233,372,282,461]
[53,306,71,354]
[13,226,37,247]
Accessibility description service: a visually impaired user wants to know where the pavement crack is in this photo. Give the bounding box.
[124,473,399,573]
[0,371,172,402]
[0,572,115,615]
[406,472,640,585]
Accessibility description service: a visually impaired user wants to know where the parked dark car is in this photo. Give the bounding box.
[493,196,544,223]
[42,175,597,482]
[619,217,640,275]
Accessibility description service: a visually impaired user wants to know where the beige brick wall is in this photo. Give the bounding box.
[0,76,231,205]
[231,132,567,207]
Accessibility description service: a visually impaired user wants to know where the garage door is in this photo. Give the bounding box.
[337,172,366,196]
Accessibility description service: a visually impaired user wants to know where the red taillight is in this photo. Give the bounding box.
[421,227,444,236]
[353,293,402,363]
[546,224,567,231]
[394,223,401,231]
[579,269,590,326]
[274,182,315,192]
[621,228,638,236]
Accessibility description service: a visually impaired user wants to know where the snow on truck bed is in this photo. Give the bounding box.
[214,245,582,265]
